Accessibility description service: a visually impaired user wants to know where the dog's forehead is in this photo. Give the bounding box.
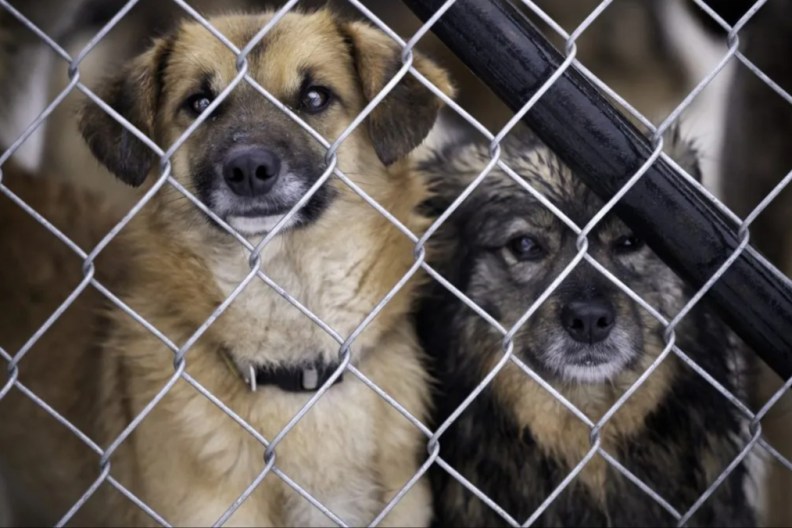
[428,142,634,238]
[450,146,595,220]
[503,148,610,223]
[506,147,586,204]
[169,11,356,93]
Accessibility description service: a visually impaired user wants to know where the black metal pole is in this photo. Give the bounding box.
[403,0,792,380]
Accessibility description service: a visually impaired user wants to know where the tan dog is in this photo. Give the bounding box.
[0,9,452,526]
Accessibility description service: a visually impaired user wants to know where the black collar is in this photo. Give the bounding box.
[243,361,344,392]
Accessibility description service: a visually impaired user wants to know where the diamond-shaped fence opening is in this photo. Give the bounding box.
[1,0,791,526]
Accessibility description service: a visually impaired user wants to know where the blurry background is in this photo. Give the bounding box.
[0,0,751,194]
[0,0,737,194]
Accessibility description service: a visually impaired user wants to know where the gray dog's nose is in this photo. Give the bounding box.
[561,300,615,344]
[223,147,281,197]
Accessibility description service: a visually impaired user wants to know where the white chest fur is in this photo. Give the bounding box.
[205,236,379,368]
[148,232,426,526]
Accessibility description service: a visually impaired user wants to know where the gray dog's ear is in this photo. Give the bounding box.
[342,21,455,166]
[79,37,172,187]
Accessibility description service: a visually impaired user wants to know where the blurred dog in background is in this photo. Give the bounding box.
[718,2,792,525]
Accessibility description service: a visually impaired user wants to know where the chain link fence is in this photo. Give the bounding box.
[0,0,790,526]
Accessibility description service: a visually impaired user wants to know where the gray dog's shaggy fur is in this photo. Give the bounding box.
[416,128,757,527]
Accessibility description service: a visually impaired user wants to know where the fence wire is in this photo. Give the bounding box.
[0,0,790,526]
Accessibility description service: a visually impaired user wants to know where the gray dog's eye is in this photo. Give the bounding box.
[507,235,546,261]
[612,234,645,254]
[300,86,332,114]
[185,93,213,116]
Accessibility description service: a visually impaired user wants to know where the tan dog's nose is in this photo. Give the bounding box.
[223,146,281,197]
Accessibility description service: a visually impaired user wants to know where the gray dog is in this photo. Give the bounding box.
[416,129,757,527]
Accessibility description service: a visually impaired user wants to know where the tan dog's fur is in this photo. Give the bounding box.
[0,10,452,526]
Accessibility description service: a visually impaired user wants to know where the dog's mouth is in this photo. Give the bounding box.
[227,213,290,236]
[225,207,296,237]
[558,346,631,384]
[200,163,335,238]
[193,145,337,238]
[208,176,311,237]
[565,347,613,367]
[539,332,638,384]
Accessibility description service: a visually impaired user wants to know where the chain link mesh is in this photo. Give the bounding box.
[0,0,789,526]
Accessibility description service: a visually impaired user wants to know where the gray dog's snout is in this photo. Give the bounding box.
[223,146,281,197]
[561,299,615,344]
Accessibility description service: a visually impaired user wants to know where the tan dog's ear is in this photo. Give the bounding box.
[342,21,454,166]
[79,37,172,187]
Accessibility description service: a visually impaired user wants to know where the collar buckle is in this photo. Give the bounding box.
[247,364,257,392]
[243,361,342,393]
[301,365,319,391]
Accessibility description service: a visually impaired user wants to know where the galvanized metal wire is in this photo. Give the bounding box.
[0,0,790,526]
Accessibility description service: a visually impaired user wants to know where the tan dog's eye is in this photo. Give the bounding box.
[299,86,332,114]
[185,93,214,116]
